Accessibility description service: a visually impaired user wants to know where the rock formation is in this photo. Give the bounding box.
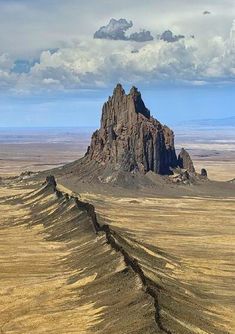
[201,168,208,177]
[46,175,57,191]
[178,148,195,173]
[85,84,178,175]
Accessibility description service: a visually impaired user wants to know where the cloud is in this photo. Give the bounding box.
[129,30,154,42]
[1,0,234,58]
[0,20,234,93]
[0,54,17,91]
[0,53,13,70]
[94,18,154,42]
[94,18,133,41]
[160,30,185,42]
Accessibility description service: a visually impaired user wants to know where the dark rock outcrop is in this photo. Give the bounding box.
[46,175,57,190]
[201,168,208,177]
[85,84,178,175]
[178,148,195,173]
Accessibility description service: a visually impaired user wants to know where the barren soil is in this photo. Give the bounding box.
[0,126,234,333]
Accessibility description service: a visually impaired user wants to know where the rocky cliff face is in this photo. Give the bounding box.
[85,84,178,175]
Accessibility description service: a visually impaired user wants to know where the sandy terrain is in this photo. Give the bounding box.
[174,126,235,181]
[0,180,157,334]
[0,185,102,333]
[1,176,234,334]
[0,128,92,177]
[0,126,234,333]
[80,190,235,334]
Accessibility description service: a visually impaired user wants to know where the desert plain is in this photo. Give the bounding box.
[0,125,234,334]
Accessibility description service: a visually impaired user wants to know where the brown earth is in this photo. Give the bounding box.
[0,172,234,333]
[0,179,157,334]
[0,122,234,333]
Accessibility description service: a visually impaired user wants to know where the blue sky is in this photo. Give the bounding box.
[0,0,234,127]
[1,85,234,127]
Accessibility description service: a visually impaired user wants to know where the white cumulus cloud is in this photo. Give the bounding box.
[0,25,234,93]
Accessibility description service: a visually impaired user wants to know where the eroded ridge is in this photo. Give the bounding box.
[0,176,232,334]
[50,176,233,334]
[48,176,223,334]
[0,177,158,334]
[49,175,170,333]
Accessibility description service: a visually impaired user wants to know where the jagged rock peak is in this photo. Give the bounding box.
[113,83,125,96]
[86,84,179,175]
[178,148,195,173]
[130,86,150,118]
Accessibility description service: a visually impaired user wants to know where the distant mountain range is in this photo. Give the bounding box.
[178,116,235,127]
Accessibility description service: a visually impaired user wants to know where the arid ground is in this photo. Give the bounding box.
[0,126,234,333]
[0,180,157,334]
[80,190,235,333]
[0,126,234,181]
[0,128,92,177]
[174,126,235,182]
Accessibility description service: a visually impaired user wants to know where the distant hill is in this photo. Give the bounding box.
[178,116,235,127]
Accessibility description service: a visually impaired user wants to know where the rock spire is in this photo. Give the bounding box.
[85,84,178,175]
[178,148,195,173]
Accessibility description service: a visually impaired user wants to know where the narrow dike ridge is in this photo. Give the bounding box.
[46,175,172,334]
